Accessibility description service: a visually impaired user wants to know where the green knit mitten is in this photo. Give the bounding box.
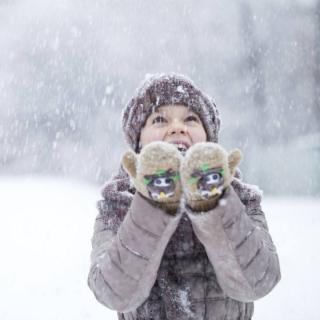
[180,142,242,212]
[121,141,183,214]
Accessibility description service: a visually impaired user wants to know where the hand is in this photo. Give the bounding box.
[180,142,242,212]
[121,141,183,214]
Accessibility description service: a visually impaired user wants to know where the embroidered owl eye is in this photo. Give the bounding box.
[205,173,221,184]
[154,177,171,187]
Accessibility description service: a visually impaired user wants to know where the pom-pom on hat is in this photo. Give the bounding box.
[121,73,221,152]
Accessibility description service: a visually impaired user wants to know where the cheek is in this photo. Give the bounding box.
[190,127,207,143]
[140,127,164,146]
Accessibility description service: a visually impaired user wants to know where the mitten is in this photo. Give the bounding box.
[180,142,242,212]
[121,141,183,214]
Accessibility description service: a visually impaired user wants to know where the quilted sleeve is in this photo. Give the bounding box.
[185,185,281,302]
[87,190,182,312]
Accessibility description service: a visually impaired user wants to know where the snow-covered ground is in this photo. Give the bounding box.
[0,176,319,320]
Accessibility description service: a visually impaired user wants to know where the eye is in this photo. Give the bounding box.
[185,115,199,122]
[152,116,167,124]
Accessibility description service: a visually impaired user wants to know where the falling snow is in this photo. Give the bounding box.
[0,1,319,319]
[0,0,319,195]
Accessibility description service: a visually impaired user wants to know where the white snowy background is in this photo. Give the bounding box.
[1,0,320,319]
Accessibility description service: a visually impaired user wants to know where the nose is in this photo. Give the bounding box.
[168,119,187,136]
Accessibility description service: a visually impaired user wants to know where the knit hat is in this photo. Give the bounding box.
[121,73,221,153]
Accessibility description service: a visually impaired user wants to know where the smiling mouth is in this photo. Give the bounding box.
[170,142,190,154]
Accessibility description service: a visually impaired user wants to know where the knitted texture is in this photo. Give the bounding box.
[118,72,262,215]
[101,166,263,219]
[107,71,264,233]
[89,73,278,319]
[121,73,221,152]
[98,166,263,319]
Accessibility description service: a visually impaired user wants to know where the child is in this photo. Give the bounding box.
[87,73,281,320]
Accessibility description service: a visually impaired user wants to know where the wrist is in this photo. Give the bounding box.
[186,187,228,212]
[137,191,180,215]
[187,195,220,212]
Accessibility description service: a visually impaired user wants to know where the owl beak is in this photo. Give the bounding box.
[159,192,166,199]
[211,187,219,195]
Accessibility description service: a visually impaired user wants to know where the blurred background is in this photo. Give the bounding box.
[1,1,320,320]
[1,0,319,196]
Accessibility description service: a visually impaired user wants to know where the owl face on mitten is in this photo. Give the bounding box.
[121,141,183,204]
[180,142,242,203]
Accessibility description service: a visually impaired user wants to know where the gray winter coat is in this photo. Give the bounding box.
[87,170,281,320]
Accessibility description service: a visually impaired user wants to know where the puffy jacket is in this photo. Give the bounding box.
[87,172,281,320]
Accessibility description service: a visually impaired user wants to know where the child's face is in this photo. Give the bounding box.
[139,105,207,151]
